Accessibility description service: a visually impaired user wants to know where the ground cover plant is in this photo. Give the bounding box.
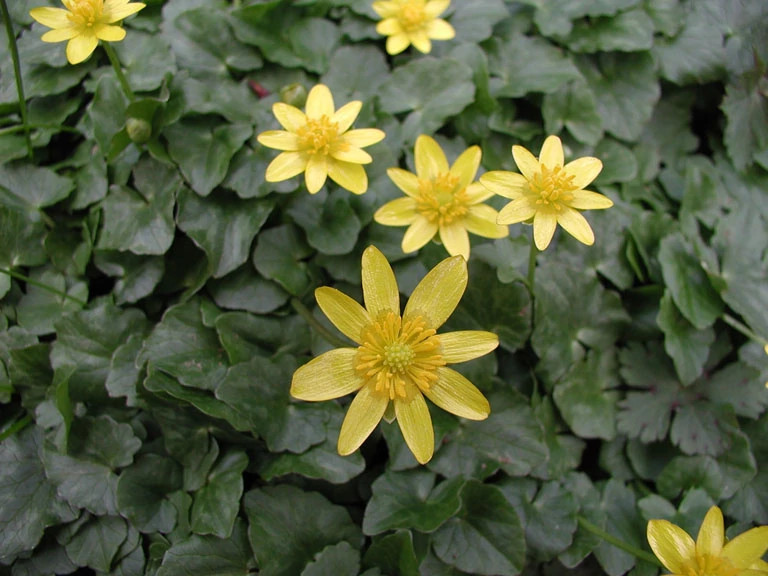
[1,0,767,574]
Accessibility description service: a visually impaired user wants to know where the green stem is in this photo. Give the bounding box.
[103,43,134,101]
[527,233,538,293]
[0,414,32,442]
[0,0,32,159]
[722,313,768,347]
[577,516,662,568]
[291,297,350,349]
[0,268,87,306]
[0,123,80,136]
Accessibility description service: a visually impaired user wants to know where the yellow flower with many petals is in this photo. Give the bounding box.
[257,84,385,195]
[374,135,508,260]
[372,0,455,55]
[291,246,496,464]
[647,506,768,576]
[480,135,613,251]
[30,0,145,65]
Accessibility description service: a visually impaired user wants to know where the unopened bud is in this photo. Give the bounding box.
[280,83,307,108]
[126,117,152,144]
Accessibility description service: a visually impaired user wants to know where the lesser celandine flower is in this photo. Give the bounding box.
[647,506,768,576]
[374,135,508,260]
[480,135,613,251]
[372,0,455,55]
[291,246,496,464]
[30,0,145,65]
[257,84,385,195]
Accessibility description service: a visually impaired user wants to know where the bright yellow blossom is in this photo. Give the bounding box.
[30,0,145,65]
[647,506,768,576]
[372,0,455,55]
[480,135,613,251]
[257,84,385,195]
[291,246,496,464]
[374,135,508,260]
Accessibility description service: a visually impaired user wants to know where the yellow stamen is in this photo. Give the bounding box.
[398,1,427,32]
[530,165,577,211]
[680,554,739,576]
[416,172,469,226]
[297,115,339,156]
[64,0,103,27]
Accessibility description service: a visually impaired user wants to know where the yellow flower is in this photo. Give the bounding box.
[647,506,768,576]
[372,0,455,55]
[29,0,145,65]
[257,84,385,195]
[291,245,496,464]
[374,135,508,260]
[480,135,613,251]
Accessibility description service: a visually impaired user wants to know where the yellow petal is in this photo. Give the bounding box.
[374,197,419,226]
[327,161,368,194]
[539,135,564,168]
[395,393,434,464]
[426,19,455,40]
[387,168,421,198]
[66,34,99,65]
[410,31,432,54]
[332,100,362,133]
[315,287,370,344]
[291,348,363,401]
[96,25,127,42]
[557,206,595,246]
[647,519,696,573]
[721,526,768,569]
[265,151,307,182]
[41,28,78,42]
[372,1,398,18]
[425,367,490,420]
[305,155,328,194]
[512,144,541,182]
[361,245,399,319]
[402,218,438,253]
[497,198,537,225]
[257,130,300,151]
[386,33,411,55]
[424,0,451,18]
[439,331,499,363]
[331,146,372,164]
[376,18,403,35]
[533,211,557,251]
[450,146,481,191]
[104,0,145,22]
[564,157,603,189]
[464,182,495,204]
[479,171,528,199]
[272,102,306,132]
[29,6,70,28]
[465,205,508,239]
[568,189,614,210]
[338,385,388,455]
[306,84,335,119]
[415,135,449,180]
[404,254,467,329]
[439,222,470,260]
[339,128,386,149]
[695,507,724,559]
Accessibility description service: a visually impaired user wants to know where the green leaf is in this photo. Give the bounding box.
[565,8,654,53]
[167,73,262,124]
[593,138,638,184]
[670,402,737,457]
[42,447,119,516]
[252,224,314,297]
[450,0,509,43]
[115,30,177,92]
[525,0,642,37]
[724,416,768,524]
[0,162,74,210]
[0,205,47,269]
[244,485,361,576]
[301,542,360,576]
[16,268,87,336]
[116,453,182,534]
[215,311,309,363]
[722,73,768,172]
[698,361,767,419]
[322,45,389,100]
[656,455,724,500]
[105,333,146,406]
[165,119,252,197]
[69,414,142,469]
[593,480,643,576]
[287,189,362,256]
[542,79,604,145]
[84,76,129,156]
[208,266,289,314]
[362,531,419,576]
[287,18,341,74]
[362,470,463,535]
[64,515,128,573]
[432,481,525,576]
[190,450,248,538]
[94,251,165,305]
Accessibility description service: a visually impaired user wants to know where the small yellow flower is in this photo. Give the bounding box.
[372,0,455,55]
[30,0,145,65]
[257,84,385,195]
[480,135,613,251]
[291,246,496,464]
[647,506,768,576]
[374,135,508,260]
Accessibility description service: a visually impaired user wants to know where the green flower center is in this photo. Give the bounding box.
[355,312,444,400]
[398,1,427,32]
[530,164,577,211]
[416,172,469,226]
[297,115,339,156]
[681,554,739,576]
[64,0,102,27]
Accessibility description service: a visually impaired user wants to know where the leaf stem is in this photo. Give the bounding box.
[577,516,662,568]
[527,232,537,294]
[0,414,32,442]
[722,313,768,347]
[0,123,81,136]
[0,268,87,306]
[0,0,33,159]
[290,297,350,349]
[103,42,134,101]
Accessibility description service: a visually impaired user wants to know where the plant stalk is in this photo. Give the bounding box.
[0,268,87,306]
[291,297,350,349]
[103,42,134,101]
[0,0,32,158]
[577,516,662,568]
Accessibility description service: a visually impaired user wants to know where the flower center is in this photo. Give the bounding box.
[681,554,739,576]
[297,115,339,156]
[530,164,577,211]
[398,1,427,32]
[416,173,469,226]
[64,0,103,27]
[355,311,444,400]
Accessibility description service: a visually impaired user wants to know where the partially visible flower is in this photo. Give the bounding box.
[30,0,145,65]
[647,506,768,576]
[374,135,508,260]
[257,84,385,195]
[480,135,613,251]
[291,246,496,464]
[372,0,455,55]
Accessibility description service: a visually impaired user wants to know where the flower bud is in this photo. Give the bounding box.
[126,117,152,144]
[279,83,307,108]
